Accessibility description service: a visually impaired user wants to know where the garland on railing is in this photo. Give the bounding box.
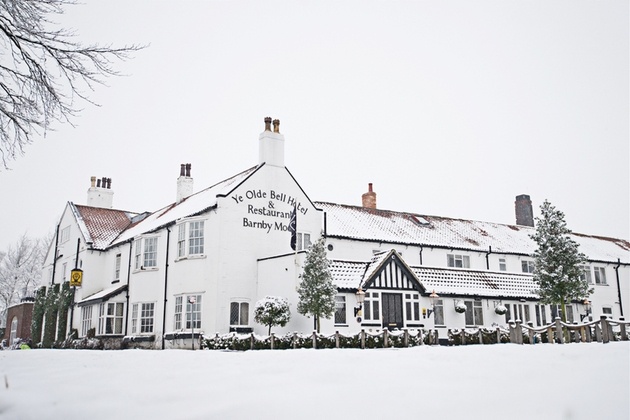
[202,329,437,351]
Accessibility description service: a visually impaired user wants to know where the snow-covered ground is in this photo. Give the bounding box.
[1,342,628,420]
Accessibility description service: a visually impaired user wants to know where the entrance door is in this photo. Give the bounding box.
[381,293,403,330]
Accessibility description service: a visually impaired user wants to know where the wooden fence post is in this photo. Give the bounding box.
[580,326,586,343]
[620,318,627,341]
[496,327,501,344]
[600,316,610,344]
[585,325,592,343]
[250,333,254,350]
[509,322,516,344]
[293,332,297,349]
[271,333,275,350]
[403,329,409,347]
[595,323,602,342]
[478,329,483,345]
[515,320,524,345]
[434,330,438,345]
[360,329,366,349]
[547,325,554,344]
[312,331,317,349]
[383,329,389,348]
[528,321,535,345]
[335,331,340,348]
[555,318,564,344]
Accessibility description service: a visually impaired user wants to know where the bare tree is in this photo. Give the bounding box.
[0,234,46,325]
[0,0,143,168]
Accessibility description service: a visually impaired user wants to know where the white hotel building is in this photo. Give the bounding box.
[40,118,630,348]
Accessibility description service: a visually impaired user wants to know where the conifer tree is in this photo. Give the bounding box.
[530,200,590,322]
[254,296,291,335]
[297,236,337,333]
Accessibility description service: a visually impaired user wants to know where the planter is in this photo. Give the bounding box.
[495,305,507,315]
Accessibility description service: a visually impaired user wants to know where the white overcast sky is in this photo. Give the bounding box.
[0,0,628,251]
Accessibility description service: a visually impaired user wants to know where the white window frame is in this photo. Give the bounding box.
[9,316,18,345]
[176,219,206,260]
[580,265,592,284]
[334,295,347,325]
[98,302,124,335]
[60,226,70,244]
[131,302,155,334]
[81,305,93,337]
[114,253,121,282]
[297,232,312,251]
[134,237,159,270]
[447,254,470,268]
[230,301,249,326]
[433,299,445,325]
[464,300,484,326]
[404,293,420,322]
[498,258,507,271]
[521,260,535,273]
[593,267,607,285]
[363,292,380,321]
[173,296,203,330]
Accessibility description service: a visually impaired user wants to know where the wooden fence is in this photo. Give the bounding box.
[448,315,629,346]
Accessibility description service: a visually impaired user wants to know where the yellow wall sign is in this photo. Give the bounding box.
[70,269,83,287]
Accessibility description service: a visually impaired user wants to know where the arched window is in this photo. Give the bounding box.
[9,317,18,346]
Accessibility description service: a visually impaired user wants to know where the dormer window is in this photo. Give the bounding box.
[447,254,470,268]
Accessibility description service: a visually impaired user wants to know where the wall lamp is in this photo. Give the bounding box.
[354,287,366,317]
[580,299,591,322]
[426,290,439,318]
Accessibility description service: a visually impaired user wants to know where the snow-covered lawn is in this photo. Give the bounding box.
[1,342,628,420]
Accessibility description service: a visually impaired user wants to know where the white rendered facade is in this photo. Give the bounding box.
[38,120,630,348]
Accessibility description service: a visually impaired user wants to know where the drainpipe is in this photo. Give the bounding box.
[68,238,80,335]
[614,258,624,317]
[485,246,492,270]
[51,222,61,285]
[419,245,423,266]
[124,240,133,335]
[161,227,171,350]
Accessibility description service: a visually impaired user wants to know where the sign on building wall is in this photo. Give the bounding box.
[70,268,83,287]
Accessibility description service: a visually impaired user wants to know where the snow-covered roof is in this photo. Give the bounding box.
[412,266,538,299]
[77,284,128,306]
[329,251,539,299]
[71,204,137,250]
[317,202,630,263]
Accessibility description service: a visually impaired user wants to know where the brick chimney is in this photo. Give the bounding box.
[176,163,193,203]
[362,183,377,209]
[259,117,285,167]
[87,176,114,208]
[515,194,534,227]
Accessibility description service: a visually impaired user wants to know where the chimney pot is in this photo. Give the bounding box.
[185,163,191,177]
[272,119,280,133]
[264,117,272,131]
[362,183,377,209]
[180,164,185,177]
[96,179,101,188]
[107,178,111,189]
[90,176,96,188]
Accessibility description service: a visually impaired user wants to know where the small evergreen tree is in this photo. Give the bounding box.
[254,296,291,335]
[297,236,337,333]
[530,200,591,322]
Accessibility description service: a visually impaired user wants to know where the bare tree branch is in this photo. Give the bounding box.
[0,0,145,169]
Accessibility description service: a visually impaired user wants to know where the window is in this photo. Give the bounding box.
[98,302,124,335]
[114,254,121,282]
[60,226,70,244]
[9,317,18,345]
[433,299,444,325]
[535,304,547,326]
[499,258,507,271]
[404,293,420,322]
[565,305,574,323]
[580,266,592,284]
[174,295,203,330]
[177,220,205,258]
[81,306,93,337]
[602,307,613,318]
[447,254,470,268]
[334,296,347,324]
[230,302,249,326]
[62,262,67,281]
[132,302,155,334]
[593,267,607,285]
[363,292,380,321]
[297,232,312,251]
[135,237,158,270]
[464,300,484,326]
[521,260,535,273]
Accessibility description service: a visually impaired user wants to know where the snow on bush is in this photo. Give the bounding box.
[254,296,291,335]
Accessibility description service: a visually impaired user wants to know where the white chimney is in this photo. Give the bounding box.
[87,176,114,209]
[176,163,193,203]
[258,117,285,167]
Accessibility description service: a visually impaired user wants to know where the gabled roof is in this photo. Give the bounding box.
[329,249,539,299]
[112,165,259,245]
[71,204,137,250]
[317,202,630,263]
